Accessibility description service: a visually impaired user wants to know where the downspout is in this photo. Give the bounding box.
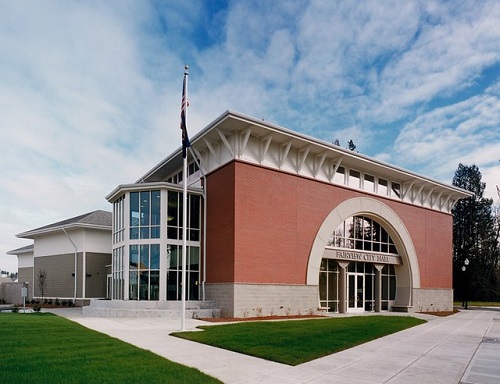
[62,227,78,303]
[32,263,35,299]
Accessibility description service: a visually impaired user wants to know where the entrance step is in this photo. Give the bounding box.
[82,300,221,318]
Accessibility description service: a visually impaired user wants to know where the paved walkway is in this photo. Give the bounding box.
[49,308,500,384]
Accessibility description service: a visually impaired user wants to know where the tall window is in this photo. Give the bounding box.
[112,246,124,300]
[166,245,200,300]
[319,259,339,312]
[113,196,125,244]
[130,190,160,240]
[382,264,396,310]
[167,192,200,241]
[129,244,160,300]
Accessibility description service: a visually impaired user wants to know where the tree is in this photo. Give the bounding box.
[452,164,500,301]
[38,269,48,300]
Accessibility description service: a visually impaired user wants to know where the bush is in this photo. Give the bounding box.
[67,300,74,307]
[47,299,53,305]
[32,303,41,312]
[55,298,60,306]
[10,305,19,313]
[61,300,68,307]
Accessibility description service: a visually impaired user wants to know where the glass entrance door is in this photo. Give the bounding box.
[347,273,364,312]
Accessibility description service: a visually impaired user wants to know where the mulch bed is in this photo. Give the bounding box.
[417,309,459,317]
[200,315,325,322]
[202,309,461,322]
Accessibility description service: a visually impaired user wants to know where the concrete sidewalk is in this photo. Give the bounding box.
[49,308,500,384]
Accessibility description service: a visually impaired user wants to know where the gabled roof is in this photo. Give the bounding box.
[17,210,112,239]
[6,244,34,255]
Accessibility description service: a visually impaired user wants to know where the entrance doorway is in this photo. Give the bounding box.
[347,273,364,312]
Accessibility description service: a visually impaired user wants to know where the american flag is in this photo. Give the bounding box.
[180,69,190,158]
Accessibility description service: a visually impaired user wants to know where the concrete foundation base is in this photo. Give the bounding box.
[412,288,453,312]
[206,283,320,318]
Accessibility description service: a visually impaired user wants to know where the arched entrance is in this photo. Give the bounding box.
[307,197,420,313]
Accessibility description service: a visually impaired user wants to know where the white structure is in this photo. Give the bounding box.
[8,211,112,304]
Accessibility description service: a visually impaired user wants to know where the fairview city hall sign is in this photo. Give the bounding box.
[323,247,402,265]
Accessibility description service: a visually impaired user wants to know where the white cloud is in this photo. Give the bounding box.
[394,82,500,198]
[376,1,500,121]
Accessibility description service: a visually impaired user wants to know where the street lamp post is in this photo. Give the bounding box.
[462,258,469,309]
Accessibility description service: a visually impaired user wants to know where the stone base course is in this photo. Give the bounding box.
[412,288,453,312]
[207,283,319,318]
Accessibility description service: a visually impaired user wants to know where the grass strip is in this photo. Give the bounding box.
[0,313,221,384]
[173,315,426,366]
[453,301,500,307]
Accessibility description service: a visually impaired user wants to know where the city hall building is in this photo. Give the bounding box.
[102,110,472,317]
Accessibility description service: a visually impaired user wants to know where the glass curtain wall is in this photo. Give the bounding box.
[112,187,202,301]
[166,191,201,300]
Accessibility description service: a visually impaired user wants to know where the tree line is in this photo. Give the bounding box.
[452,163,500,301]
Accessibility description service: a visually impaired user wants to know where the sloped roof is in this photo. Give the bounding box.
[138,110,473,207]
[17,210,112,239]
[6,244,34,255]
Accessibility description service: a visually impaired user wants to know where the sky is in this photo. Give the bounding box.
[1,0,500,273]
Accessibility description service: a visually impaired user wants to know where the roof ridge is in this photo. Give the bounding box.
[18,210,112,237]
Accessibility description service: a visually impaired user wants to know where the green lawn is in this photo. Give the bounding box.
[454,301,500,307]
[172,315,426,366]
[0,313,221,384]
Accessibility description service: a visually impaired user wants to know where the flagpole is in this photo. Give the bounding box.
[181,66,189,331]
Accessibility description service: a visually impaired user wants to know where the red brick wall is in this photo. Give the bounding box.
[206,163,236,282]
[206,161,453,289]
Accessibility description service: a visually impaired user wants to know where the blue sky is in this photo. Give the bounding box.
[1,0,499,272]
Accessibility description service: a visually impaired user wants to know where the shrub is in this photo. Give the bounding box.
[61,300,68,307]
[32,303,41,312]
[10,305,19,313]
[55,298,60,306]
[67,300,74,307]
[47,298,53,305]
